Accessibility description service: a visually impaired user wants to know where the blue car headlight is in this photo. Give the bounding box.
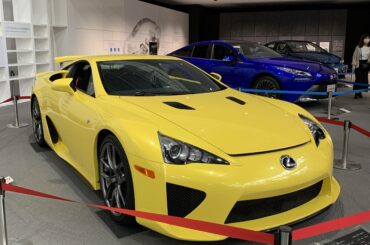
[158,133,229,165]
[299,114,325,146]
[275,66,312,78]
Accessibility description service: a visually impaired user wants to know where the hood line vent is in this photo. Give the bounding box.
[163,101,195,110]
[226,96,246,105]
[229,141,309,157]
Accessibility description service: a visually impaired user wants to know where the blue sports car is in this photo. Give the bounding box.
[266,40,347,78]
[169,40,337,102]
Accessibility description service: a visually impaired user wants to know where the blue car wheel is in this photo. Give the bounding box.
[252,76,281,99]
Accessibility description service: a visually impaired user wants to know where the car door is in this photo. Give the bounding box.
[57,61,101,175]
[208,44,245,88]
[186,44,212,72]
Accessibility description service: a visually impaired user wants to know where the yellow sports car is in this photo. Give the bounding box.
[31,55,340,241]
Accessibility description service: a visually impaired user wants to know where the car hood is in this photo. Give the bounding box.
[252,57,324,73]
[119,89,310,155]
[289,52,341,65]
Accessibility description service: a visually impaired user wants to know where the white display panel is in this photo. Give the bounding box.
[66,0,189,56]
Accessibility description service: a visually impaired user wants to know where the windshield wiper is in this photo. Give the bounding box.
[134,91,191,96]
[134,91,158,96]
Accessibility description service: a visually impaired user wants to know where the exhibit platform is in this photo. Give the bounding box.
[0,92,369,245]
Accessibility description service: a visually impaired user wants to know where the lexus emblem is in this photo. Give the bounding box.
[280,155,296,170]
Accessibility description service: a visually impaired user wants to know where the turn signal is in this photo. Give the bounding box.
[134,165,155,179]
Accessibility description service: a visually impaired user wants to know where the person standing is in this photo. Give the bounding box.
[352,34,370,99]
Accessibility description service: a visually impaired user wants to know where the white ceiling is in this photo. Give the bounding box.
[155,0,368,7]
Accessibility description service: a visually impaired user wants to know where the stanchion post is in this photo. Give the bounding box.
[6,94,29,129]
[327,91,333,120]
[0,178,8,245]
[334,120,361,170]
[275,226,292,245]
[13,95,19,128]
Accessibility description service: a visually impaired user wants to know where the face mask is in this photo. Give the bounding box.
[364,38,370,44]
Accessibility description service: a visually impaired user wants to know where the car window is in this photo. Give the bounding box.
[276,43,287,51]
[69,62,95,97]
[192,45,209,59]
[172,46,193,57]
[266,43,275,49]
[97,59,226,96]
[213,45,235,60]
[229,42,281,59]
[287,41,325,53]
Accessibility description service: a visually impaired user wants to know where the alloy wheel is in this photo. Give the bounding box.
[254,78,281,99]
[32,99,43,144]
[99,142,127,216]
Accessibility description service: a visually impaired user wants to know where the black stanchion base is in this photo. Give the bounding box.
[6,123,29,129]
[334,160,361,170]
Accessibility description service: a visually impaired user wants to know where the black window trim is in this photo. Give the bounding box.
[67,60,96,98]
[190,44,211,60]
[210,43,240,62]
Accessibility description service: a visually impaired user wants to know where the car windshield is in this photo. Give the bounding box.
[229,42,281,59]
[287,41,326,53]
[97,59,226,96]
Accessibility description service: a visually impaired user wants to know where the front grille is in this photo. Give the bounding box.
[225,181,323,224]
[166,183,206,217]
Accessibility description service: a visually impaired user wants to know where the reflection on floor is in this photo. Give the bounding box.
[0,91,369,245]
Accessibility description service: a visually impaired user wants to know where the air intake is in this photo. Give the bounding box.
[163,102,195,110]
[166,183,206,217]
[225,181,323,223]
[226,96,246,105]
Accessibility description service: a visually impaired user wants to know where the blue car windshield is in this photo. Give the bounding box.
[230,42,281,59]
[97,59,226,96]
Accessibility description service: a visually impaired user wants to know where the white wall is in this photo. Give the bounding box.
[65,0,188,56]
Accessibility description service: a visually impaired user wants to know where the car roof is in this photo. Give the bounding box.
[187,40,258,46]
[78,54,181,62]
[272,40,314,43]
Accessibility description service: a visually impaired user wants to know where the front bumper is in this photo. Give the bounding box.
[297,82,337,102]
[279,72,337,102]
[129,138,340,241]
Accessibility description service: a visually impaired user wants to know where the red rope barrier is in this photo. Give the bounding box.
[0,183,275,244]
[316,117,370,138]
[292,210,370,241]
[0,96,31,105]
[1,183,370,243]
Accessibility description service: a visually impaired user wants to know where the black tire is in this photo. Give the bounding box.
[31,97,47,147]
[98,135,135,224]
[252,76,281,99]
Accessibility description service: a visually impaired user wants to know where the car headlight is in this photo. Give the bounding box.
[158,133,229,165]
[275,66,312,77]
[299,114,325,146]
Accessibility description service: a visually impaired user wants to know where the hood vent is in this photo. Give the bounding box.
[163,101,195,110]
[226,96,246,105]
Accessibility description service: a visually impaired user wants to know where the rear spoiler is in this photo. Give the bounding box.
[54,56,83,69]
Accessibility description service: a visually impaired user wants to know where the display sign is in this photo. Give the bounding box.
[3,22,31,38]
[327,84,336,93]
[103,40,123,54]
[320,226,370,245]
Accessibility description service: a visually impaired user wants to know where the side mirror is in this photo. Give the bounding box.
[210,72,222,81]
[222,55,235,64]
[51,78,74,94]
